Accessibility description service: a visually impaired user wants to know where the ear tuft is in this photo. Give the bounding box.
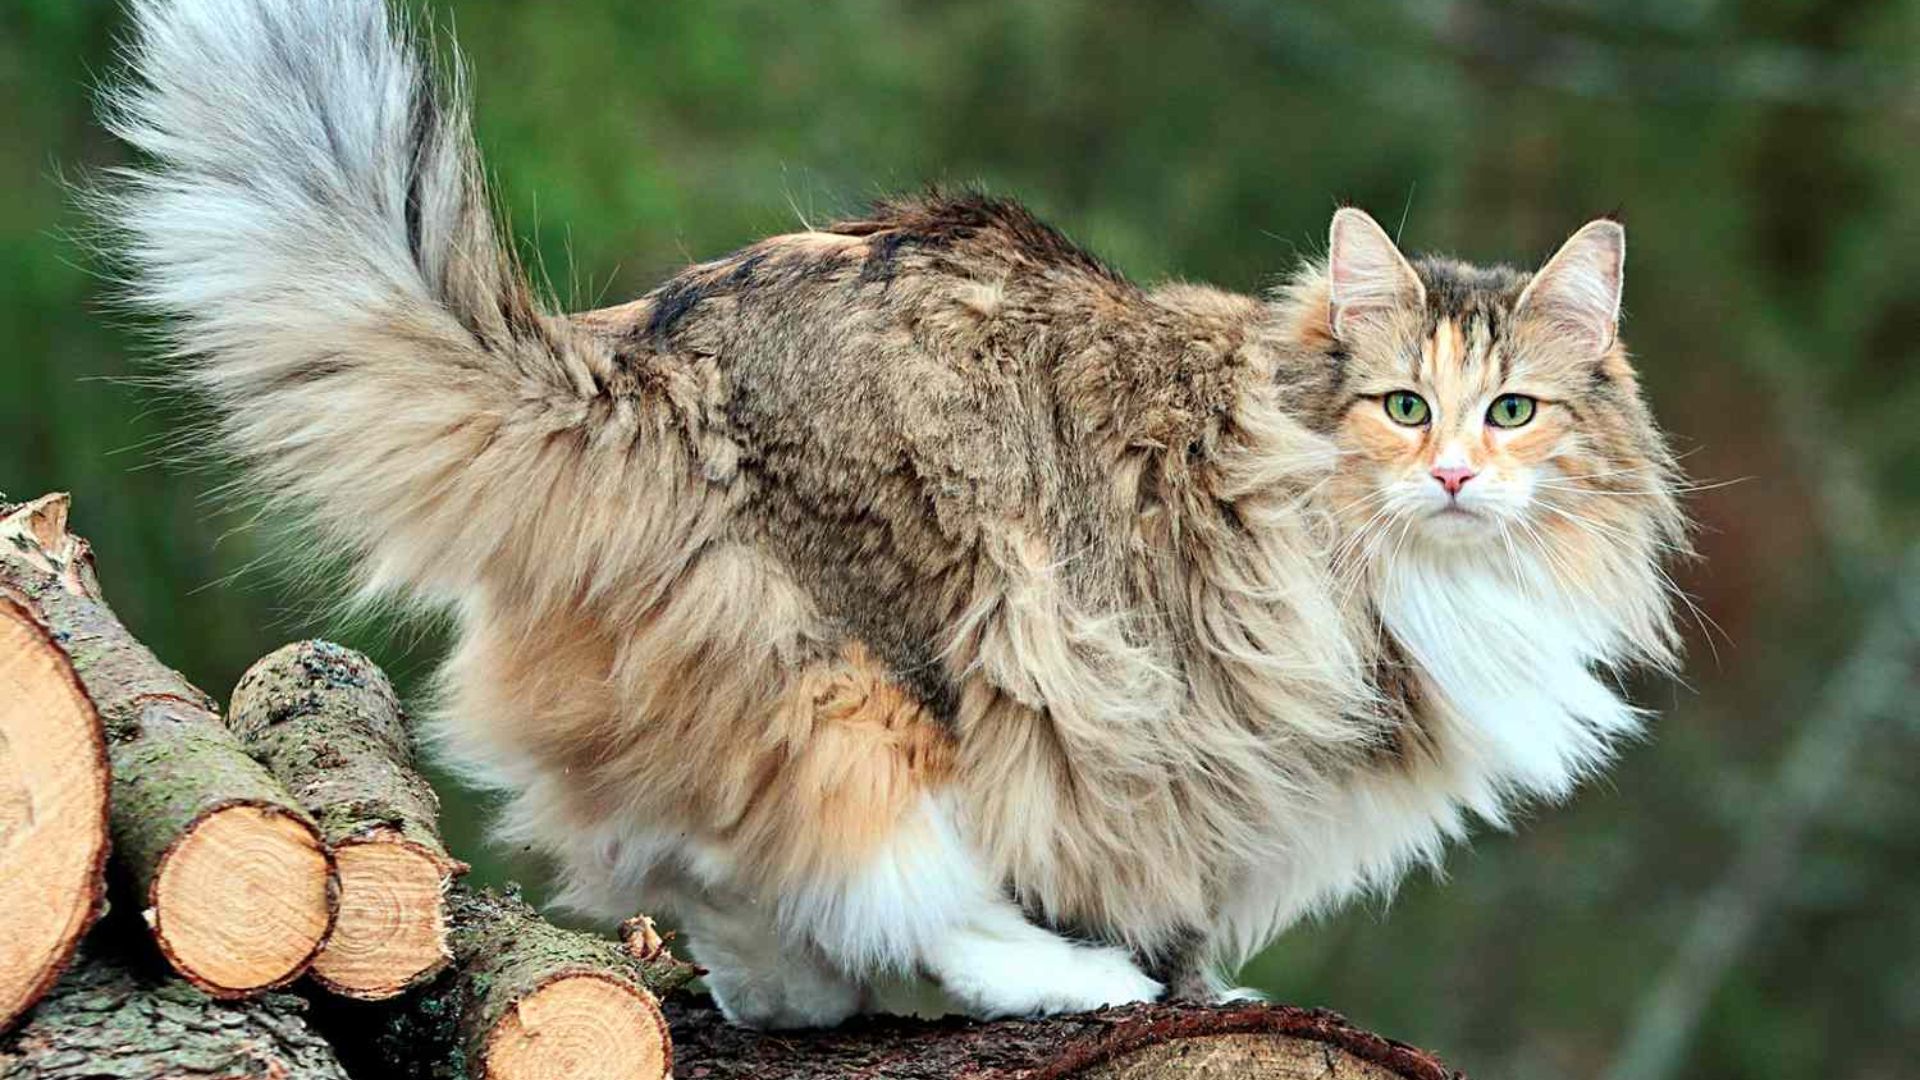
[1327,208,1425,341]
[1516,219,1626,353]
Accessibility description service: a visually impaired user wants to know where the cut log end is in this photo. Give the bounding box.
[1074,1032,1414,1079]
[0,600,109,1031]
[309,830,452,1000]
[484,972,670,1080]
[149,804,333,996]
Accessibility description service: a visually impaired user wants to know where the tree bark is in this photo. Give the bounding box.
[0,495,335,999]
[0,594,109,1033]
[0,948,350,1079]
[227,640,466,1000]
[664,997,1464,1079]
[313,885,700,1080]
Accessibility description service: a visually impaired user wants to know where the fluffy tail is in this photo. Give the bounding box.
[100,0,646,605]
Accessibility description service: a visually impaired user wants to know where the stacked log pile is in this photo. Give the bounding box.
[0,494,690,1079]
[0,493,1465,1079]
[0,492,331,1007]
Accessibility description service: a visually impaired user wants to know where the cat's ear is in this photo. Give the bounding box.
[1327,207,1425,341]
[1516,218,1625,354]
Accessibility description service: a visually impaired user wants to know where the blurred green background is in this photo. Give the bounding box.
[4,1,1917,1076]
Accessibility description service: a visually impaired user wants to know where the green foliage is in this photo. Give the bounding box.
[3,2,1915,1076]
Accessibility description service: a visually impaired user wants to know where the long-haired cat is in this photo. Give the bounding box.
[99,0,1687,1027]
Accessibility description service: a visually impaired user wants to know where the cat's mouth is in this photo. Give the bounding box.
[1421,503,1490,541]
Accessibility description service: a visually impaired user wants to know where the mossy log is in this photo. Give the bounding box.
[0,494,335,999]
[314,885,701,1080]
[226,638,697,1078]
[228,640,466,1000]
[0,948,349,1079]
[0,595,109,1033]
[664,997,1465,1079]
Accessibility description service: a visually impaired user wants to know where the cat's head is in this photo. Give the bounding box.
[1291,208,1687,651]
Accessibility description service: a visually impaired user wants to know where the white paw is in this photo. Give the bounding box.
[707,965,863,1031]
[934,938,1163,1019]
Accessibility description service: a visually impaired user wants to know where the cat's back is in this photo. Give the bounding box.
[574,194,1177,537]
[577,192,1270,511]
[572,194,1277,708]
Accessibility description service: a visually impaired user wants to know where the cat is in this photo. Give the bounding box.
[98,0,1688,1028]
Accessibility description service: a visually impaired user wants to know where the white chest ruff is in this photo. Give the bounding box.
[1214,547,1644,969]
[1379,547,1643,805]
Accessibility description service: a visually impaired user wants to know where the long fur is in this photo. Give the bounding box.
[98,0,678,610]
[98,0,1689,1027]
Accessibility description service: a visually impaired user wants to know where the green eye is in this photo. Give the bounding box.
[1487,394,1537,428]
[1383,391,1430,426]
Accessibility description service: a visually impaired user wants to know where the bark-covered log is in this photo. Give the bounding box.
[665,997,1464,1079]
[0,595,110,1033]
[226,638,698,1077]
[0,947,350,1079]
[315,885,701,1080]
[0,495,335,999]
[228,640,465,1000]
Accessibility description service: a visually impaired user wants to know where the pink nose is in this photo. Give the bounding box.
[1431,465,1477,496]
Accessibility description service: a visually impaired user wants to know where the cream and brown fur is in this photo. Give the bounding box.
[99,0,1688,1026]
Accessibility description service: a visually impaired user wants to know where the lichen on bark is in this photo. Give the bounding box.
[105,704,321,898]
[0,950,350,1079]
[227,640,453,860]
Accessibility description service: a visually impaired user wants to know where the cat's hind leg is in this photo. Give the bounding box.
[650,634,1163,1024]
[679,898,865,1030]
